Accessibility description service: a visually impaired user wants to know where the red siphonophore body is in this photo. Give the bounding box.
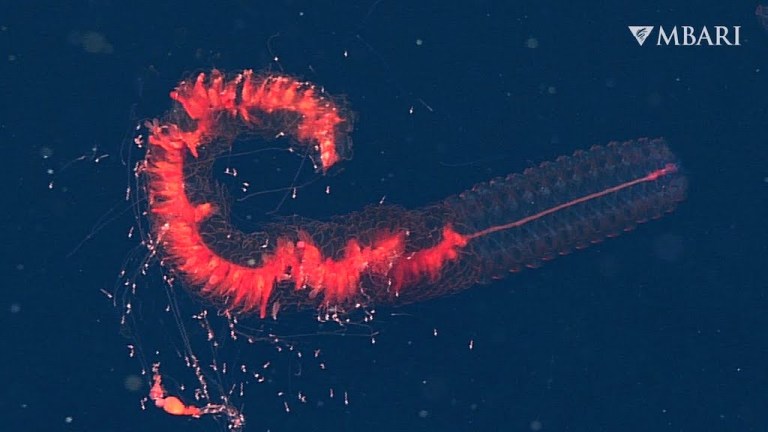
[140,69,687,426]
[143,69,686,322]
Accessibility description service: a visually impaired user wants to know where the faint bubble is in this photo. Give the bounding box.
[124,374,143,392]
[67,30,114,54]
[537,83,557,95]
[420,376,448,401]
[653,233,685,262]
[597,254,621,278]
[530,419,543,430]
[646,91,663,107]
[525,37,539,48]
[39,146,54,159]
[415,38,423,46]
[9,303,21,314]
[418,409,429,418]
[64,416,73,424]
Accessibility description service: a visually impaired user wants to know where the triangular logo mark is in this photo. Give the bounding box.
[628,26,654,46]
